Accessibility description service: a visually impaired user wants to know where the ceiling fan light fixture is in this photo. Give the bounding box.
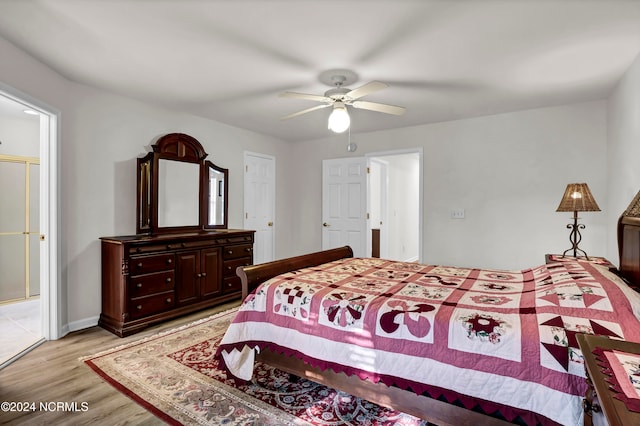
[328,102,350,133]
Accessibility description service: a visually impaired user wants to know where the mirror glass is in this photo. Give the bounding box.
[208,165,225,226]
[157,159,200,228]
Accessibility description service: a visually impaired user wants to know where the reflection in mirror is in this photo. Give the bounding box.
[157,159,200,228]
[208,166,225,226]
[138,159,152,230]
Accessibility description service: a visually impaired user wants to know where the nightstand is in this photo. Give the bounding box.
[545,254,615,269]
[576,334,640,426]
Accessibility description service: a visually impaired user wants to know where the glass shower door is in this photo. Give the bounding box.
[0,158,39,303]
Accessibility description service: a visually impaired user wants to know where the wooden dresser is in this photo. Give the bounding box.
[100,229,254,336]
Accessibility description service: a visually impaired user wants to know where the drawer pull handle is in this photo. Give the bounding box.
[227,250,233,255]
[228,282,233,287]
[167,259,173,264]
[136,283,142,288]
[227,266,232,270]
[166,245,172,249]
[137,262,143,268]
[166,298,172,303]
[245,247,252,252]
[136,305,142,310]
[201,272,207,277]
[166,278,172,283]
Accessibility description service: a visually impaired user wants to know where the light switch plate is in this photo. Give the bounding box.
[451,208,465,219]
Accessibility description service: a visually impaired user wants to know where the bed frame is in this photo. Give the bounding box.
[236,202,640,426]
[618,191,640,290]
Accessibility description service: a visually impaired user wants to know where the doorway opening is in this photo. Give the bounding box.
[0,86,59,368]
[367,149,422,263]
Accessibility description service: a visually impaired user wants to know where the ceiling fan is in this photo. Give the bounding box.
[279,69,406,133]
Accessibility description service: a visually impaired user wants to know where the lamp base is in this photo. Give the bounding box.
[561,247,590,260]
[561,211,590,260]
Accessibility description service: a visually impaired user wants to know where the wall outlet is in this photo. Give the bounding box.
[450,208,465,219]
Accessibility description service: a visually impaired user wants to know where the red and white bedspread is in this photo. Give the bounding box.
[217,257,640,425]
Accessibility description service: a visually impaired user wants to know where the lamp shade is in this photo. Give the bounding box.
[328,102,350,133]
[556,183,601,212]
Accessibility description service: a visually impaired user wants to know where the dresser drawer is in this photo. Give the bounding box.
[223,276,242,293]
[130,253,175,275]
[223,256,252,278]
[129,271,175,298]
[130,243,181,254]
[224,244,253,260]
[129,291,175,319]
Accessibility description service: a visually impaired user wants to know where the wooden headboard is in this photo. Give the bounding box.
[618,190,640,288]
[237,246,354,300]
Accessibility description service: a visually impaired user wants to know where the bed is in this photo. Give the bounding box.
[216,199,640,426]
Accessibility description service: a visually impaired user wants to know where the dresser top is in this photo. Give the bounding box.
[101,229,254,244]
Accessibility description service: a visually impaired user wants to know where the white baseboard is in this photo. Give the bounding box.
[67,315,99,333]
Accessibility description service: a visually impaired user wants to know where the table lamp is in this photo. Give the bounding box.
[556,183,600,259]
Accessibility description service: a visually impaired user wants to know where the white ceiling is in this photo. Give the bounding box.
[1,0,640,142]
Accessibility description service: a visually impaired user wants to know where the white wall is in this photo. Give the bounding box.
[607,52,640,265]
[0,114,40,157]
[291,101,608,270]
[0,35,296,331]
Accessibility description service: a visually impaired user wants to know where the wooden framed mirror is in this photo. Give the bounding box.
[136,133,228,234]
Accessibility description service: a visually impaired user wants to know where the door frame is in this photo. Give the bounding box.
[0,83,61,340]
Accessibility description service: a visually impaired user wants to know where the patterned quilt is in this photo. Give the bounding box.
[217,258,640,425]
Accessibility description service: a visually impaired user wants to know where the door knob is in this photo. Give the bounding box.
[323,222,330,227]
[268,221,273,227]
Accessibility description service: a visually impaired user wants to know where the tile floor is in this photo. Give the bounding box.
[0,298,43,368]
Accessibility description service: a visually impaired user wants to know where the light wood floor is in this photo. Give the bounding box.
[0,302,239,425]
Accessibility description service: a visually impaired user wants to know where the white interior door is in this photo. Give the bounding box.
[322,157,367,257]
[244,152,275,265]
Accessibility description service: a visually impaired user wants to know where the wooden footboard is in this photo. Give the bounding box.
[235,246,511,426]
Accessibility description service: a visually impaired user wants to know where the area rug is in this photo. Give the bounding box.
[83,308,428,425]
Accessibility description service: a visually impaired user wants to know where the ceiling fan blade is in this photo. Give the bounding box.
[352,100,406,115]
[279,91,331,103]
[281,104,331,120]
[345,81,388,100]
